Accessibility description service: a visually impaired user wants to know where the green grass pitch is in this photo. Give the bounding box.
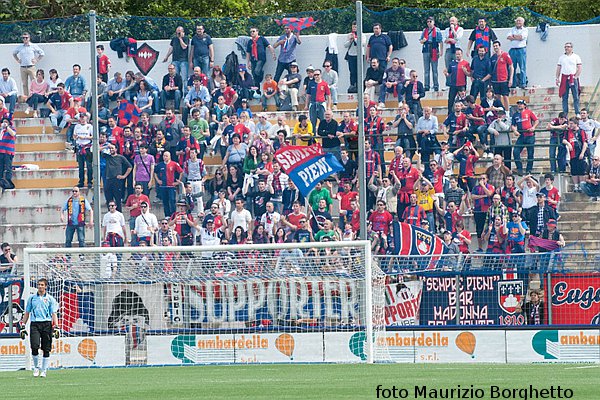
[1,364,598,399]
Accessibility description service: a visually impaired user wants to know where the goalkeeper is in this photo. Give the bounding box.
[20,278,60,378]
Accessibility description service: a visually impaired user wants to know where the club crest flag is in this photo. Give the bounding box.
[274,144,343,197]
[117,99,142,127]
[391,221,445,260]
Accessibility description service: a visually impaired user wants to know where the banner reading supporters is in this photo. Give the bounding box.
[550,274,600,324]
[186,278,360,325]
[274,144,343,197]
[419,273,527,326]
[384,281,423,326]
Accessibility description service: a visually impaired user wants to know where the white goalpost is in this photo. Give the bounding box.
[22,241,389,368]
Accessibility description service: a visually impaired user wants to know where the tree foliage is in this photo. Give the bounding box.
[0,0,597,43]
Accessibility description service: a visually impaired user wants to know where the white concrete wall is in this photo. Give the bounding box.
[0,24,598,94]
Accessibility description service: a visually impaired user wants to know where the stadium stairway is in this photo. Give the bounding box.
[2,86,595,256]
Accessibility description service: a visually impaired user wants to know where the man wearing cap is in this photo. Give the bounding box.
[527,192,557,237]
[278,62,302,111]
[66,99,88,148]
[581,155,600,201]
[64,64,88,100]
[73,113,93,188]
[306,69,331,129]
[273,25,302,83]
[487,107,512,167]
[169,200,195,245]
[511,99,539,175]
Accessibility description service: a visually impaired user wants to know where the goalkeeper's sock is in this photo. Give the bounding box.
[32,355,40,369]
[41,357,49,372]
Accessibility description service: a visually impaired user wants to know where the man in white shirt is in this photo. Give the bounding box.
[507,17,528,89]
[229,198,253,235]
[555,42,583,116]
[442,16,463,89]
[579,108,600,157]
[260,201,281,239]
[268,115,291,139]
[0,68,18,114]
[102,201,128,247]
[73,113,93,188]
[134,201,159,244]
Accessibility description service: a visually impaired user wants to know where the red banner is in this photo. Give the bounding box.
[550,274,600,325]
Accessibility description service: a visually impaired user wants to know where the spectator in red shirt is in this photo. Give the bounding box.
[511,100,539,175]
[443,48,470,113]
[337,181,358,229]
[490,40,514,111]
[154,151,183,218]
[442,102,469,148]
[540,173,561,212]
[368,200,393,235]
[393,156,420,218]
[402,193,427,227]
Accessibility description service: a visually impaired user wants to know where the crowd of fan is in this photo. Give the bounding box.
[0,17,598,261]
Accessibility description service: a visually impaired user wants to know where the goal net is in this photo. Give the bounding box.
[22,241,389,367]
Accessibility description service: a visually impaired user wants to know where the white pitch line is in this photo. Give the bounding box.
[564,365,599,370]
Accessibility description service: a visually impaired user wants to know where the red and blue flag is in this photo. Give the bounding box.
[391,221,446,263]
[275,17,318,32]
[117,99,141,127]
[274,144,342,197]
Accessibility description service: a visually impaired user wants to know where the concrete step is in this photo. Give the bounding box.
[13,151,77,169]
[563,240,600,251]
[555,219,600,231]
[0,205,63,224]
[12,167,79,189]
[0,187,90,207]
[0,223,95,244]
[559,200,600,212]
[0,187,76,206]
[16,133,68,152]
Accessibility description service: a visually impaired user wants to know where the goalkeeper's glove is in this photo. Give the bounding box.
[19,323,27,340]
[53,327,60,339]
